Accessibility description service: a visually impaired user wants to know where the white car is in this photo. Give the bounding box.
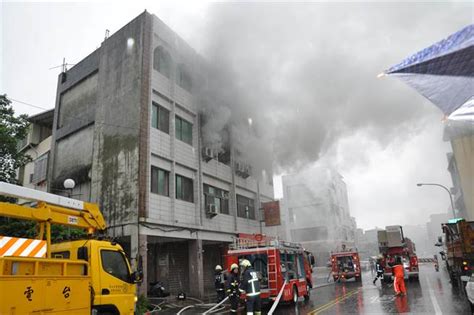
[464,274,474,312]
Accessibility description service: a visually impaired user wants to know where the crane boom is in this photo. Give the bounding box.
[0,181,106,232]
[0,182,84,210]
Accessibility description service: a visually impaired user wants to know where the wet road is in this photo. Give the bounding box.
[154,264,471,314]
[274,264,471,314]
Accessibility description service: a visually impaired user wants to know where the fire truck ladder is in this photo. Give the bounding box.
[267,247,279,297]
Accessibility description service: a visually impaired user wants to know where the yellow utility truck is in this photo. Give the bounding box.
[0,182,139,314]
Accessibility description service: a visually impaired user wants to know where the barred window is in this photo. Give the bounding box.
[32,153,49,184]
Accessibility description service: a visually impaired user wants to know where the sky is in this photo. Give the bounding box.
[1,1,471,230]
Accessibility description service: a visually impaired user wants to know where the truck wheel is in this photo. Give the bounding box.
[304,283,311,301]
[355,276,361,282]
[292,285,299,304]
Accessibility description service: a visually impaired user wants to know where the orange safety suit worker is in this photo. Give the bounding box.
[392,264,406,295]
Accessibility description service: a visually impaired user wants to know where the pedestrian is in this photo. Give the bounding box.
[392,257,407,296]
[240,259,261,315]
[226,263,241,313]
[214,265,226,303]
[373,258,384,285]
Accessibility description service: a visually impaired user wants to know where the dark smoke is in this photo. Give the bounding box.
[194,2,472,177]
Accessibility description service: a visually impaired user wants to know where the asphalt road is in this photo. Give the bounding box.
[273,264,471,314]
[153,264,471,314]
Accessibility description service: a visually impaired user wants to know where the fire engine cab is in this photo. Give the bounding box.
[225,234,316,304]
[330,246,362,282]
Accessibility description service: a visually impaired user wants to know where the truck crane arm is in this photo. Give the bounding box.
[0,182,106,232]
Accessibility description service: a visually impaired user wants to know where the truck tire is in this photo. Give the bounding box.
[355,276,362,282]
[292,285,299,304]
[304,283,311,301]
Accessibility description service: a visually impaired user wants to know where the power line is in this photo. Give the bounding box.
[9,97,51,111]
[9,97,140,131]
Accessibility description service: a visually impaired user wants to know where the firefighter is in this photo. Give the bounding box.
[392,256,407,296]
[373,257,384,285]
[226,263,241,313]
[214,265,226,302]
[240,259,261,315]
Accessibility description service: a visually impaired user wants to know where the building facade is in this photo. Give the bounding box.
[444,122,473,221]
[48,11,273,297]
[17,109,53,199]
[281,165,355,266]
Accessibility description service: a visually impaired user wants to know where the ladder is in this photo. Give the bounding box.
[267,248,279,297]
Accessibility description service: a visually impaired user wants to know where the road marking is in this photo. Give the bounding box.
[426,277,442,315]
[308,288,359,314]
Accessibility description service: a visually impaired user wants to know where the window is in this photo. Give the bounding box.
[204,184,229,215]
[151,166,169,196]
[32,153,49,184]
[176,64,192,92]
[175,116,193,145]
[237,195,255,219]
[101,250,130,283]
[176,174,193,203]
[152,103,170,133]
[153,46,172,78]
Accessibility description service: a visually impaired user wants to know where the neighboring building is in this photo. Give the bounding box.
[17,109,53,198]
[426,213,449,257]
[444,122,473,221]
[281,165,355,266]
[48,11,274,297]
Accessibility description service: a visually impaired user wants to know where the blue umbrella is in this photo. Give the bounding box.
[382,24,473,117]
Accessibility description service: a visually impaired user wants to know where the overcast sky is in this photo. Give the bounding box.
[1,1,471,230]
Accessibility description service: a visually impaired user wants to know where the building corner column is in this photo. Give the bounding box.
[188,238,204,298]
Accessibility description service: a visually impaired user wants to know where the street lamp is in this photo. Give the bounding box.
[64,179,75,198]
[416,183,456,219]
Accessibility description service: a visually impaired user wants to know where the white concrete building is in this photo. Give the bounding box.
[281,165,355,265]
[48,11,274,298]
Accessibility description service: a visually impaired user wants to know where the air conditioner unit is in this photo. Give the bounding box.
[202,147,215,162]
[206,203,218,218]
[235,162,251,179]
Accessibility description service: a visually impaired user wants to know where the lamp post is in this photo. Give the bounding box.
[416,183,456,219]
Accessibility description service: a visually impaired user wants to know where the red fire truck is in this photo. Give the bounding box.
[378,226,419,282]
[330,248,362,282]
[225,234,316,304]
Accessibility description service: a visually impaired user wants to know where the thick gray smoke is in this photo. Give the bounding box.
[194,3,472,176]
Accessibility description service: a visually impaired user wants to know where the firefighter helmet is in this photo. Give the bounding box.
[215,265,223,271]
[230,263,239,271]
[240,259,251,268]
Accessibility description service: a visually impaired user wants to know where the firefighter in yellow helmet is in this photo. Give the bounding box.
[240,259,261,315]
[226,263,241,313]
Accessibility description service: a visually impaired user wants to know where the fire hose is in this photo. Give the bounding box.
[268,280,288,315]
[203,296,229,314]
